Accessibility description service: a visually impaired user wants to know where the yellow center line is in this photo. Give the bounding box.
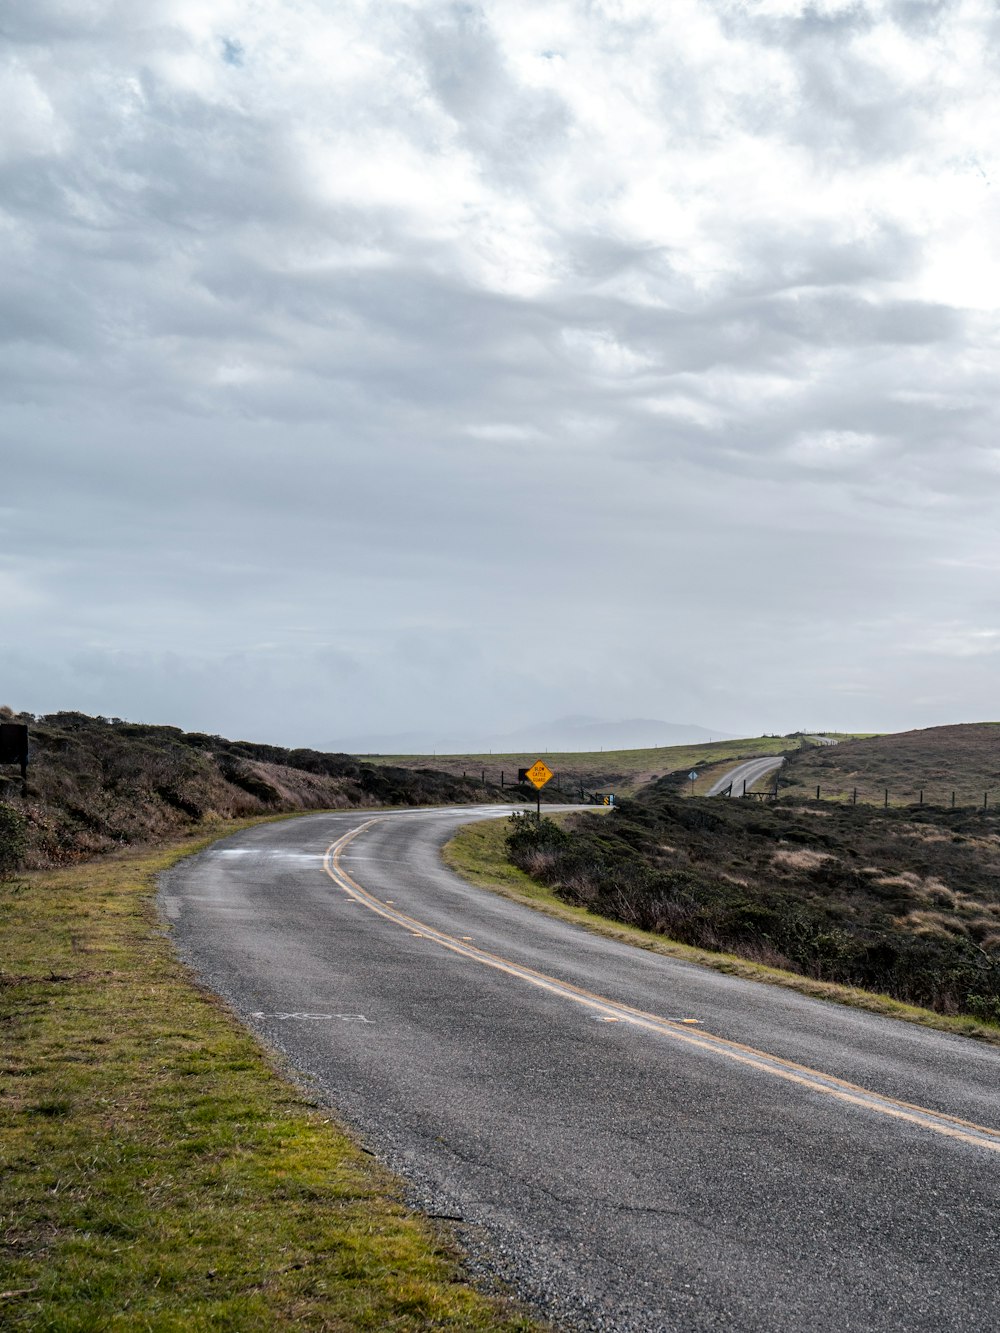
[322,818,1000,1155]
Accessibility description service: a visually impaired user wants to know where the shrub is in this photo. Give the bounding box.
[0,803,27,875]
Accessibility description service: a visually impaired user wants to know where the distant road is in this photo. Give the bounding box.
[709,736,839,797]
[165,807,1000,1332]
[707,754,785,797]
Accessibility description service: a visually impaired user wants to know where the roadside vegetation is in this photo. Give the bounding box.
[500,777,1000,1028]
[444,818,999,1042]
[0,708,516,867]
[0,824,540,1330]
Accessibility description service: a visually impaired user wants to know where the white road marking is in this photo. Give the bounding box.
[249,1012,372,1022]
[213,849,325,862]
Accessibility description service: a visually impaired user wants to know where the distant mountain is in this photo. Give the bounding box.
[334,716,734,756]
[494,717,735,753]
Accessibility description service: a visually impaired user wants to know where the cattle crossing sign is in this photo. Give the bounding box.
[525,760,553,790]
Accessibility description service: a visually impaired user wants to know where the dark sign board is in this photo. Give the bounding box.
[0,723,28,770]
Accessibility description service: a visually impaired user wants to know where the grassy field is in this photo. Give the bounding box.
[780,723,1000,807]
[443,817,1000,1045]
[0,819,540,1331]
[367,734,798,797]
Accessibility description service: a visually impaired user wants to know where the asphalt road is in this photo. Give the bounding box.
[706,754,785,797]
[162,808,1000,1332]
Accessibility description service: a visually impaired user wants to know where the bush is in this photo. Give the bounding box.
[0,803,27,875]
[506,812,570,855]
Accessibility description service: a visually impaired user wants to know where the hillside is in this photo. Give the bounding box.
[779,723,1000,806]
[0,710,519,868]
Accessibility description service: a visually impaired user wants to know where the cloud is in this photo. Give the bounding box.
[3,0,1000,741]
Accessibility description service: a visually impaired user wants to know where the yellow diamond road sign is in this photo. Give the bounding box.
[526,760,553,790]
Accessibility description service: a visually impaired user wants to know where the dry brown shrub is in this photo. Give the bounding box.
[733,939,796,971]
[900,910,970,940]
[771,847,832,870]
[874,871,924,890]
[897,825,957,845]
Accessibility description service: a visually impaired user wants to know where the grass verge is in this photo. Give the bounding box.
[442,817,1000,1048]
[0,817,541,1331]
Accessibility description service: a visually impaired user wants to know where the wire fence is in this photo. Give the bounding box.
[767,782,998,809]
[458,768,612,804]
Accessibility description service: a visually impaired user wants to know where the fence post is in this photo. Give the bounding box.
[919,789,923,805]
[816,785,820,801]
[481,769,485,785]
[884,788,888,808]
[852,788,857,804]
[500,770,504,788]
[952,791,956,808]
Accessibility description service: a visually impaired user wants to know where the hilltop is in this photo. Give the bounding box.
[0,710,517,868]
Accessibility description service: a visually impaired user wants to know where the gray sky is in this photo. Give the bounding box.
[3,0,1000,749]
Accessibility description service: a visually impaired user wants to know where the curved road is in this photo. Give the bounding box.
[707,754,785,797]
[708,737,839,797]
[162,808,1000,1332]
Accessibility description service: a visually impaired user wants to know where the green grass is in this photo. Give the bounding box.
[442,817,1000,1047]
[0,819,542,1331]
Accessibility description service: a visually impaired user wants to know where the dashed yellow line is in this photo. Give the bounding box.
[323,818,1000,1156]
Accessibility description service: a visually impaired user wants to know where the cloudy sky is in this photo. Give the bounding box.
[3,0,1000,749]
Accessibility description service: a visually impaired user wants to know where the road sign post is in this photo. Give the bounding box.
[688,770,698,796]
[525,759,553,820]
